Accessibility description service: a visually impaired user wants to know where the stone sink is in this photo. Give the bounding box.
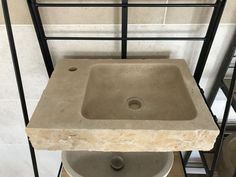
[26,59,219,152]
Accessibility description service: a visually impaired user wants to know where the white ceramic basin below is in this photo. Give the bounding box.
[62,151,174,177]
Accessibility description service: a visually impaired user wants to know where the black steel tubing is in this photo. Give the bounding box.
[36,3,216,8]
[121,0,128,59]
[57,163,63,177]
[183,151,192,165]
[27,0,54,77]
[45,36,205,41]
[1,0,39,177]
[194,0,226,83]
[210,61,236,177]
[179,152,188,177]
[199,152,210,176]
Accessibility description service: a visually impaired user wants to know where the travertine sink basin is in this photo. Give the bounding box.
[82,63,196,121]
[26,59,219,152]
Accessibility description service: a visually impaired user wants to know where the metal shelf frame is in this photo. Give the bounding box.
[211,63,236,176]
[1,0,229,176]
[185,29,236,177]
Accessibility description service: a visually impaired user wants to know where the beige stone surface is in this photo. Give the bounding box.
[60,152,186,177]
[0,0,32,24]
[166,0,236,24]
[220,0,236,23]
[165,0,214,24]
[26,59,219,152]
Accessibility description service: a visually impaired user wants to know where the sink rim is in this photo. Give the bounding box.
[26,59,219,152]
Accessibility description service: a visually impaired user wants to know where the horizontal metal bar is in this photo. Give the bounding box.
[46,36,205,41]
[186,164,205,169]
[185,174,206,177]
[36,3,216,8]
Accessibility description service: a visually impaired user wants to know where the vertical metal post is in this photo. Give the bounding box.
[210,62,236,177]
[27,0,54,77]
[57,163,63,177]
[179,152,188,177]
[1,0,39,177]
[199,152,210,176]
[194,0,226,83]
[121,0,128,59]
[183,151,191,165]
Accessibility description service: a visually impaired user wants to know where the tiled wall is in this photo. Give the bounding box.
[0,0,236,24]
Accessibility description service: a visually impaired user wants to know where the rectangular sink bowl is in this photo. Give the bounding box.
[26,59,219,152]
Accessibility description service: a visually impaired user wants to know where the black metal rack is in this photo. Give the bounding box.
[1,0,231,176]
[208,29,236,177]
[184,30,236,177]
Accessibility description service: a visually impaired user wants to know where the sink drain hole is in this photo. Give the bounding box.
[68,66,78,72]
[127,97,142,110]
[110,156,125,171]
